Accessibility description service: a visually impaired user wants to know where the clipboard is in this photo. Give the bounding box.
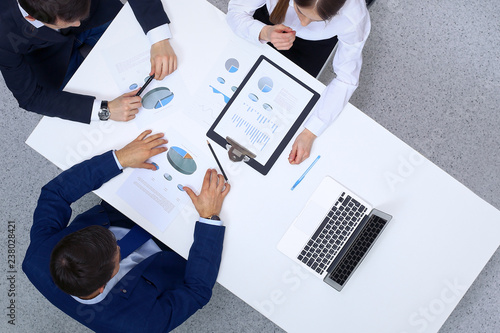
[207,55,320,175]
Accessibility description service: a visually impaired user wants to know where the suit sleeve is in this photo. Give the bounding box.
[128,0,170,35]
[0,47,95,123]
[146,222,225,332]
[28,151,122,250]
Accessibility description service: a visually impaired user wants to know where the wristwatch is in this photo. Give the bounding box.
[98,100,110,121]
[206,215,220,221]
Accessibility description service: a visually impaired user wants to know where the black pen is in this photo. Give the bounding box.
[135,74,155,96]
[207,140,228,182]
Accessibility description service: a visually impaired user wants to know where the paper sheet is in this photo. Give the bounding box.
[133,71,192,129]
[187,42,260,128]
[101,34,151,93]
[101,36,191,128]
[117,127,212,232]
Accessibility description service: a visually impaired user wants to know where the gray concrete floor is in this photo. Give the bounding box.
[1,0,499,332]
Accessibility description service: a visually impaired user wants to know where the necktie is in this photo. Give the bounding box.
[117,225,152,259]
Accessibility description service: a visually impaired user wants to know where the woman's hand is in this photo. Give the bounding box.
[259,24,296,50]
[288,129,317,164]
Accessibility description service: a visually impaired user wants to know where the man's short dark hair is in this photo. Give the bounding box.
[50,225,118,297]
[19,0,91,25]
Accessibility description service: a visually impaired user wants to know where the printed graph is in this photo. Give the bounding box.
[142,87,174,109]
[225,58,240,73]
[167,147,197,175]
[258,77,273,93]
[229,103,279,151]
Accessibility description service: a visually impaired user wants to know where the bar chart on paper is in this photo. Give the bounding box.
[229,103,279,152]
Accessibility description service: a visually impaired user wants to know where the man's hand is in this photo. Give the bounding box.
[150,39,177,81]
[115,130,168,170]
[259,24,296,50]
[108,89,142,122]
[288,128,317,164]
[184,169,230,218]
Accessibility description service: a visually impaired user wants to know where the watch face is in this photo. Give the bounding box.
[99,109,110,120]
[99,101,110,120]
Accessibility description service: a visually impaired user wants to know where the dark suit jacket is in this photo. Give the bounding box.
[0,0,170,123]
[22,151,225,332]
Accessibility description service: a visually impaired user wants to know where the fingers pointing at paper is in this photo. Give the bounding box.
[184,169,230,219]
[150,39,178,81]
[108,39,178,122]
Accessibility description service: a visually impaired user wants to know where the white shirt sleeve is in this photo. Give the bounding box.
[146,23,172,45]
[227,0,371,137]
[305,8,371,136]
[90,99,101,122]
[227,0,268,44]
[198,217,224,226]
[111,150,124,170]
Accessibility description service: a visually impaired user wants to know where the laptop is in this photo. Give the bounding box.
[277,176,392,291]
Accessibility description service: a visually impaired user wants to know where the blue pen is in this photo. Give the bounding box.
[291,155,321,191]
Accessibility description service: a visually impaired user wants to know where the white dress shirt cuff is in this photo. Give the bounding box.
[252,22,268,44]
[304,114,329,137]
[198,217,223,227]
[90,99,101,122]
[304,78,356,136]
[146,24,172,45]
[112,151,124,170]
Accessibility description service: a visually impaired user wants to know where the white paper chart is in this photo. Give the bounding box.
[214,58,315,165]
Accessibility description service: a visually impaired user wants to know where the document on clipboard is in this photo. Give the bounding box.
[207,56,320,175]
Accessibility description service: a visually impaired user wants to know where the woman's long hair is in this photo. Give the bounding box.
[269,0,348,24]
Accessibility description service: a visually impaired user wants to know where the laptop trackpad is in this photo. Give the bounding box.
[294,201,330,236]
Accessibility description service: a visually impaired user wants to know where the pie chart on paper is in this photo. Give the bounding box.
[142,87,174,109]
[225,58,240,73]
[167,147,197,175]
[258,77,273,93]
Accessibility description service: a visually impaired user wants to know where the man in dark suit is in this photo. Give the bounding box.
[0,0,177,123]
[22,130,230,332]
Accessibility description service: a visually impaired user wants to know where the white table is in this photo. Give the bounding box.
[26,1,500,332]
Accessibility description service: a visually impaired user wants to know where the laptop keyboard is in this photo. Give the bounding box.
[327,214,388,287]
[297,193,367,275]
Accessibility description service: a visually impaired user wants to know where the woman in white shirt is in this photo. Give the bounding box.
[227,0,370,164]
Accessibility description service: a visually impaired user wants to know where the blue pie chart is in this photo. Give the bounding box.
[225,58,239,73]
[167,147,197,175]
[258,77,273,93]
[142,87,174,109]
